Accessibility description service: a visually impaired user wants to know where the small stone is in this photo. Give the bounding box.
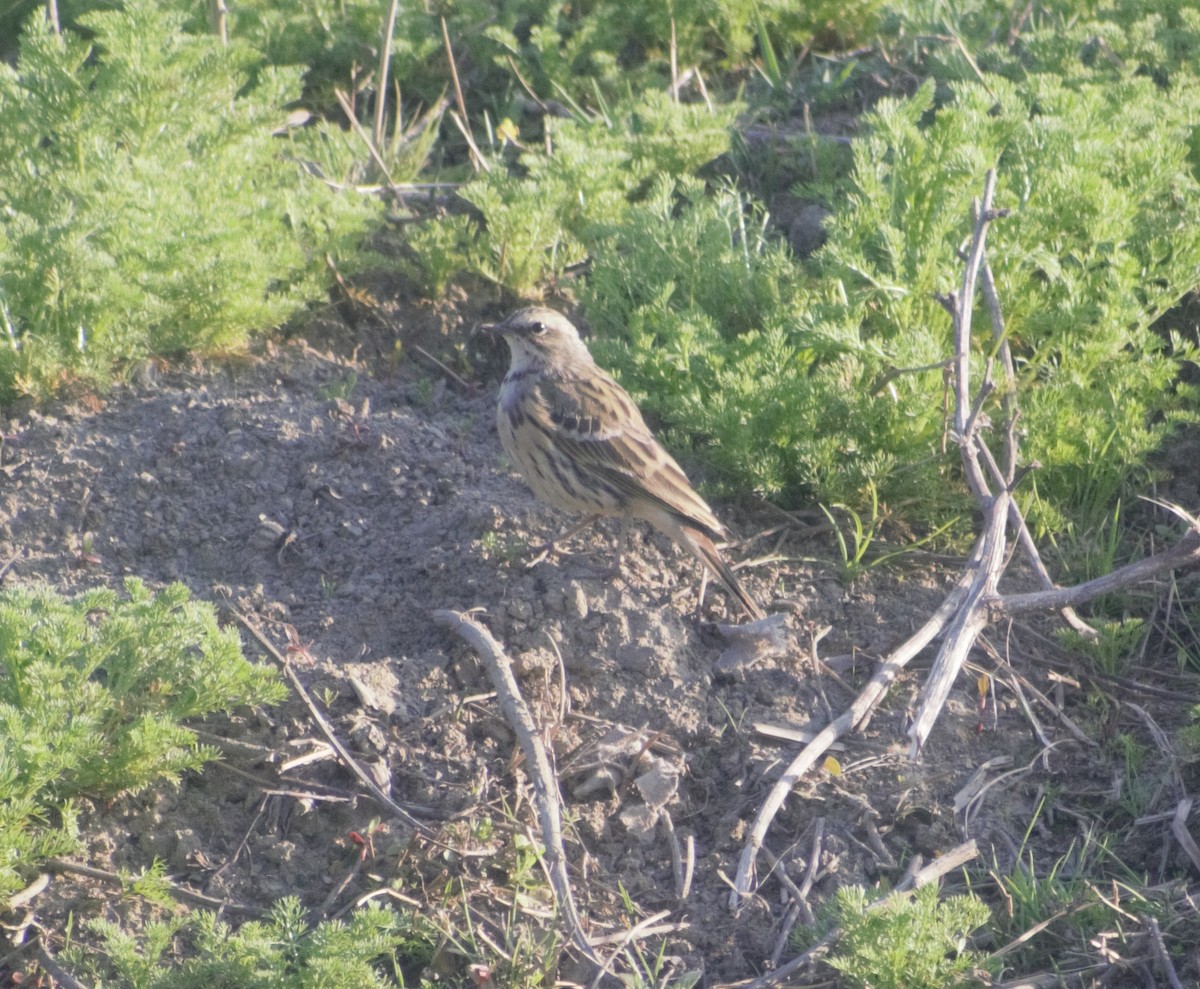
[564,581,589,621]
[259,839,296,865]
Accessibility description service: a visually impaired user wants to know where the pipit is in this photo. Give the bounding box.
[490,306,765,621]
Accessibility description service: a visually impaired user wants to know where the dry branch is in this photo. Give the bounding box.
[234,613,437,837]
[729,555,977,908]
[433,608,598,964]
[373,0,400,150]
[730,168,1200,911]
[46,858,261,916]
[1171,799,1200,875]
[992,530,1200,615]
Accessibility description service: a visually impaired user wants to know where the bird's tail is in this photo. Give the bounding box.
[679,526,765,622]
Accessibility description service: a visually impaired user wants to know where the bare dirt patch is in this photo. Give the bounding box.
[2,291,1198,984]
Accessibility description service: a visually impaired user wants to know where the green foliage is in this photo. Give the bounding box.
[425,824,565,988]
[581,177,814,499]
[923,0,1200,89]
[3,0,1195,545]
[0,578,286,898]
[558,62,1200,534]
[121,859,176,909]
[1107,731,1162,818]
[983,824,1163,974]
[197,0,444,109]
[0,0,885,130]
[820,884,993,989]
[404,94,738,295]
[0,0,382,400]
[820,483,891,582]
[472,0,886,102]
[1169,598,1200,674]
[1057,619,1146,676]
[802,72,1200,528]
[63,897,439,989]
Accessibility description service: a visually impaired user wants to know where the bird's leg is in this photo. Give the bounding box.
[613,518,629,570]
[693,565,712,616]
[525,513,603,570]
[592,518,630,580]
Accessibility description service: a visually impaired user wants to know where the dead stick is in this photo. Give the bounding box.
[1147,914,1186,989]
[973,253,1096,636]
[894,840,978,891]
[993,531,1200,614]
[908,488,1008,755]
[909,173,1008,752]
[233,613,436,837]
[433,609,597,964]
[976,438,1098,636]
[373,0,400,149]
[334,88,397,187]
[1170,799,1200,874]
[732,171,1005,907]
[7,873,50,912]
[36,941,91,989]
[46,859,261,916]
[729,560,974,908]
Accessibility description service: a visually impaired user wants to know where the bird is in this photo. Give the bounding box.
[489,306,765,621]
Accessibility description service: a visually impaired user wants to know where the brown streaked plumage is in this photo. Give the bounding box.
[490,306,764,621]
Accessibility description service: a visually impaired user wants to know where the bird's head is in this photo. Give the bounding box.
[489,307,593,372]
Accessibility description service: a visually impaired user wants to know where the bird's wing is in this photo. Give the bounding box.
[527,368,726,540]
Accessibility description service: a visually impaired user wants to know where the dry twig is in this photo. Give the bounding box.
[233,613,437,837]
[35,939,91,989]
[433,608,598,964]
[373,0,400,150]
[1171,799,1200,875]
[46,858,260,916]
[1147,914,1186,989]
[334,89,397,188]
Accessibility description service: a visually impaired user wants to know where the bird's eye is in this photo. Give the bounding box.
[530,322,547,336]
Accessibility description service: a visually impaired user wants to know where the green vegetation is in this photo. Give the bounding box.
[1058,618,1147,677]
[0,0,382,401]
[980,814,1186,978]
[544,71,1197,531]
[814,884,994,988]
[0,578,285,899]
[391,5,1200,538]
[63,897,439,988]
[404,94,740,296]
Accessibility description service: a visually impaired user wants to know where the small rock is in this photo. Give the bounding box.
[259,839,296,865]
[564,581,589,621]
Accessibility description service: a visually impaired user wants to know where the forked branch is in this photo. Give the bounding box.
[729,168,1200,911]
